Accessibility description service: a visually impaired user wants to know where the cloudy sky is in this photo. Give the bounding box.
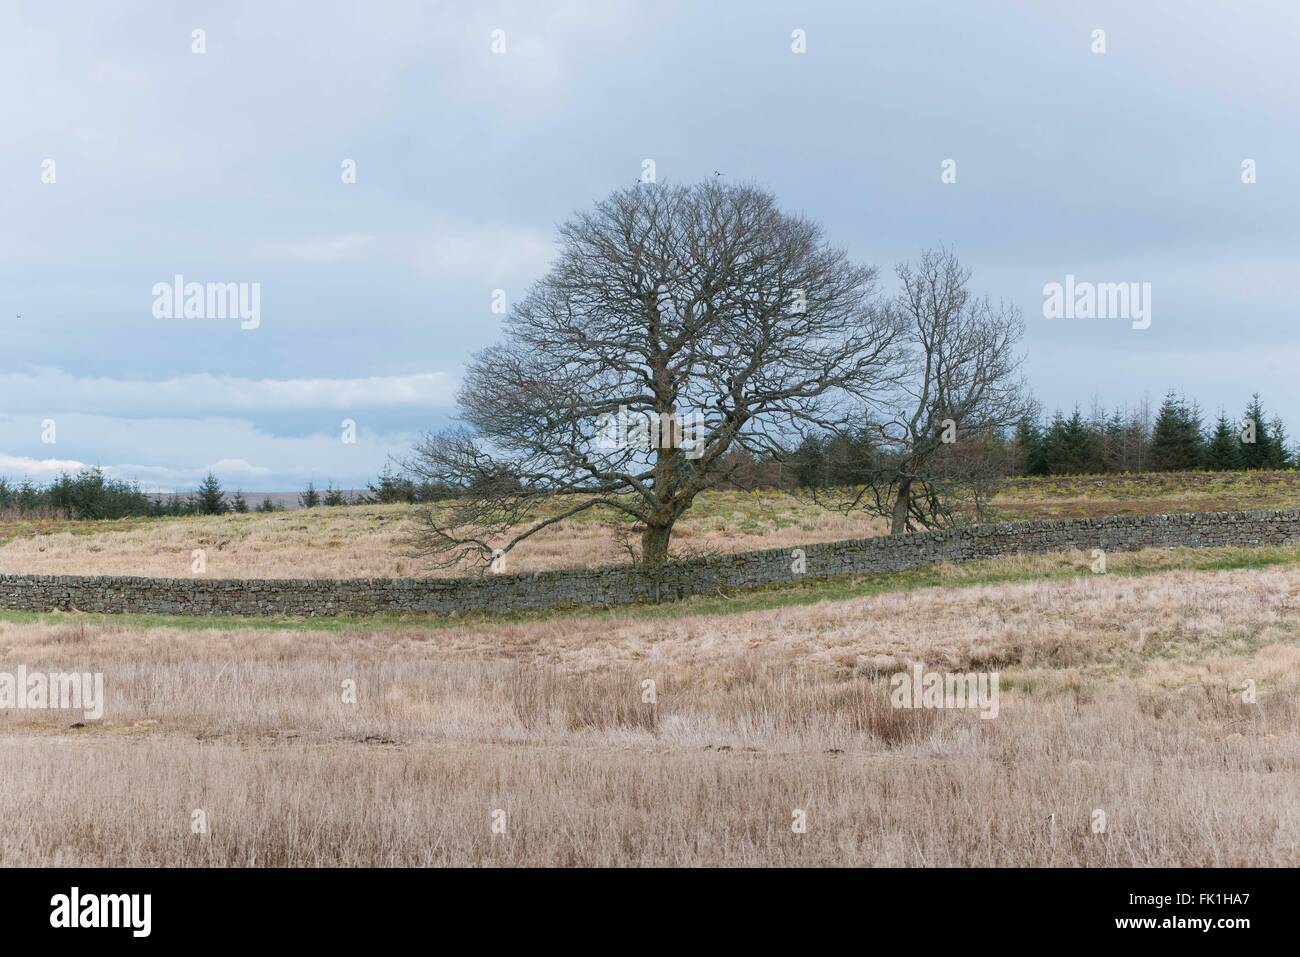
[2,1,1297,490]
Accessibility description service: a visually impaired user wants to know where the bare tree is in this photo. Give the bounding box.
[830,247,1026,534]
[407,180,901,571]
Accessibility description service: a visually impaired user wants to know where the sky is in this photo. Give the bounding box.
[2,0,1298,491]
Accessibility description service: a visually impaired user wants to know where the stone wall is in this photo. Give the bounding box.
[1,509,1297,619]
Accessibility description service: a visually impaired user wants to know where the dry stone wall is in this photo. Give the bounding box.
[1,510,1297,619]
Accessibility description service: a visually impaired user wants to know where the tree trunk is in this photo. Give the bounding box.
[890,479,912,535]
[639,522,676,604]
[640,523,673,567]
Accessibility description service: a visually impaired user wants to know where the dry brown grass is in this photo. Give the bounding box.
[992,469,1300,519]
[0,498,886,580]
[1,559,1296,866]
[4,471,1299,581]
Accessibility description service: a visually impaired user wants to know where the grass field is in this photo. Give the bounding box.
[3,470,1300,580]
[1,472,1297,866]
[1,543,1296,865]
[993,470,1300,517]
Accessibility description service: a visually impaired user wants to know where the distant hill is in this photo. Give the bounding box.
[149,490,367,511]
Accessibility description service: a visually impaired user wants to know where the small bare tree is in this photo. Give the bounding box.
[830,247,1026,534]
[408,180,901,571]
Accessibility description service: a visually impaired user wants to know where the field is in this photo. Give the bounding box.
[1,545,1297,865]
[993,470,1300,518]
[1,472,1297,866]
[5,470,1300,580]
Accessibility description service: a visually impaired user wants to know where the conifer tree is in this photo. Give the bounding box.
[1202,412,1243,470]
[1149,392,1202,471]
[1239,395,1269,469]
[1012,415,1047,475]
[195,473,228,515]
[1265,416,1292,468]
[1043,409,1103,474]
